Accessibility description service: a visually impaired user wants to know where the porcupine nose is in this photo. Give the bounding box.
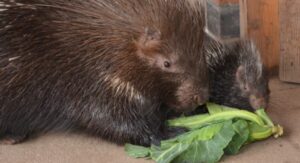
[250,95,267,110]
[193,92,209,106]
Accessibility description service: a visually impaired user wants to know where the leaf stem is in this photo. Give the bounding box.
[255,109,274,127]
[168,110,265,129]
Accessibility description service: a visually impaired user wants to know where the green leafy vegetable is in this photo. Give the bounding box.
[255,109,274,126]
[173,121,235,163]
[151,143,190,163]
[125,103,284,163]
[160,122,223,148]
[225,120,249,154]
[125,144,151,158]
[168,103,265,130]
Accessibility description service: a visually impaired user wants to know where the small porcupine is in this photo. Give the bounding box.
[203,36,270,111]
[0,0,208,145]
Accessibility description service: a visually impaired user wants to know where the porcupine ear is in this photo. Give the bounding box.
[236,65,245,83]
[236,65,250,92]
[138,27,161,51]
[136,27,163,65]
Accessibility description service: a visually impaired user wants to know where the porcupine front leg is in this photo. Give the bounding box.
[76,104,187,146]
[0,132,28,145]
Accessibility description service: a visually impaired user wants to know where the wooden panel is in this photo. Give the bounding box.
[246,0,279,71]
[279,0,300,83]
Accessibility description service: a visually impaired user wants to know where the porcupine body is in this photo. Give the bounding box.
[0,0,209,145]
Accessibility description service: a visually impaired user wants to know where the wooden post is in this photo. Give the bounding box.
[279,0,300,83]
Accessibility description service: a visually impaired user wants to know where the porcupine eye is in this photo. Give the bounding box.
[164,61,171,68]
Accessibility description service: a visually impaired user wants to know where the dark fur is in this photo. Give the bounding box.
[0,0,208,145]
[203,36,270,111]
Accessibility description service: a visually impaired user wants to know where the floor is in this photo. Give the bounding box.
[0,78,300,163]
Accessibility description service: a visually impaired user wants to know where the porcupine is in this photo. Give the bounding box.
[0,0,209,145]
[202,36,270,112]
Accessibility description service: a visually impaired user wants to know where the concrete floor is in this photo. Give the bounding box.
[0,78,300,163]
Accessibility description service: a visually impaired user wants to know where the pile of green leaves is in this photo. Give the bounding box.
[125,103,283,163]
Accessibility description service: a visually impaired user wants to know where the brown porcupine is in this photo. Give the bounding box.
[0,0,209,145]
[203,36,270,111]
